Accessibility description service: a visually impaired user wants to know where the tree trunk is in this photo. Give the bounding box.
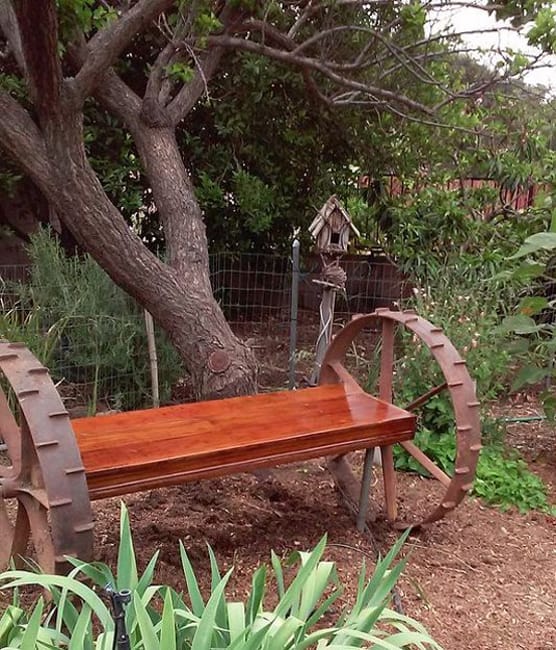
[37,110,258,400]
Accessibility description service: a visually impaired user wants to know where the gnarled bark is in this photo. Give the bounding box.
[47,120,257,400]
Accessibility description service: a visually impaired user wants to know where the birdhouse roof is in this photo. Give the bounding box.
[309,195,361,239]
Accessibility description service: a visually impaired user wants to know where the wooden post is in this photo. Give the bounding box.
[144,310,160,408]
[310,284,337,385]
[308,196,357,385]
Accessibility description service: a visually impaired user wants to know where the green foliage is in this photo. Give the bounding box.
[83,105,146,235]
[528,7,556,53]
[500,200,556,414]
[0,504,441,649]
[394,420,554,514]
[473,444,555,514]
[167,62,196,84]
[0,230,181,411]
[381,263,554,513]
[56,0,117,38]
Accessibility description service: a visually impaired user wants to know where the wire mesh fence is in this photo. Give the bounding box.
[1,245,410,413]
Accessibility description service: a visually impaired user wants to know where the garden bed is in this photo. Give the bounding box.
[86,400,555,650]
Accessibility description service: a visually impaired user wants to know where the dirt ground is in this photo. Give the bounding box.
[86,398,556,650]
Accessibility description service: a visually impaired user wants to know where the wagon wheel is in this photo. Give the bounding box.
[0,341,93,573]
[320,309,481,527]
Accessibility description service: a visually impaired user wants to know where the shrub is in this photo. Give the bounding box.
[0,505,442,649]
[385,266,554,514]
[0,230,182,411]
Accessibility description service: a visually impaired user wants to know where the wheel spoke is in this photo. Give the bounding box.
[380,445,397,521]
[400,440,451,487]
[326,361,362,393]
[0,500,30,569]
[378,319,395,402]
[0,500,14,567]
[19,493,55,574]
[404,382,448,412]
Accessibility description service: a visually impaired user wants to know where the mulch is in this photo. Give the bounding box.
[88,402,555,650]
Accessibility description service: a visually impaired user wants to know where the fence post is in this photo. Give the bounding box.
[288,239,300,389]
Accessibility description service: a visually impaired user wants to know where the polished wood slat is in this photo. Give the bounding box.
[72,385,415,500]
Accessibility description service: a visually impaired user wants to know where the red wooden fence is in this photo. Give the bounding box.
[359,175,552,216]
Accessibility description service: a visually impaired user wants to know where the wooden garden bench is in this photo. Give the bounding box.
[73,384,415,501]
[0,309,481,574]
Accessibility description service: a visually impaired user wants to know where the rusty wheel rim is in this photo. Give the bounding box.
[320,309,481,527]
[0,341,94,573]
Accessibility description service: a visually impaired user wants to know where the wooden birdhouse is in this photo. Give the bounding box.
[309,195,360,254]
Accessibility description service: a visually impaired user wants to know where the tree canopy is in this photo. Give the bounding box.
[0,0,555,397]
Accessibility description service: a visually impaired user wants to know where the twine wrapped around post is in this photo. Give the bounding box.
[310,258,347,386]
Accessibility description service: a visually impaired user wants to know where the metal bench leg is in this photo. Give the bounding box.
[357,447,375,531]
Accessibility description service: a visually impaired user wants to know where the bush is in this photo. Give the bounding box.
[0,230,182,411]
[0,505,442,649]
[387,265,554,514]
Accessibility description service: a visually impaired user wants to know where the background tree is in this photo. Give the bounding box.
[0,0,554,398]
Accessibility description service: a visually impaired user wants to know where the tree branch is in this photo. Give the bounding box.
[166,45,225,124]
[203,34,435,115]
[68,33,142,131]
[0,0,25,73]
[0,89,55,190]
[73,0,174,103]
[12,0,61,120]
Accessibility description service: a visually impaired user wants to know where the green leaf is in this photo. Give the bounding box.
[117,503,138,590]
[540,390,556,420]
[511,365,549,391]
[19,597,43,650]
[136,551,160,596]
[500,314,541,334]
[206,543,227,631]
[273,535,328,618]
[0,572,111,623]
[518,296,549,316]
[506,338,531,354]
[0,605,24,646]
[160,589,177,650]
[511,262,545,281]
[190,569,232,650]
[68,603,93,650]
[270,551,285,598]
[264,615,304,650]
[179,541,205,616]
[134,592,159,650]
[227,602,245,643]
[298,560,335,619]
[167,62,195,83]
[510,232,556,258]
[246,565,267,624]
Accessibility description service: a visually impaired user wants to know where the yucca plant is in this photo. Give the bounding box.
[0,505,441,649]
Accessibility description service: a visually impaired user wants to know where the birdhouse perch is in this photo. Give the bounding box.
[309,195,360,254]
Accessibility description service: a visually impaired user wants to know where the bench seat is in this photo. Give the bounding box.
[72,384,416,500]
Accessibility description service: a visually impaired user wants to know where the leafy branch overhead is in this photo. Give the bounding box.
[2,1,555,128]
[0,0,555,401]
